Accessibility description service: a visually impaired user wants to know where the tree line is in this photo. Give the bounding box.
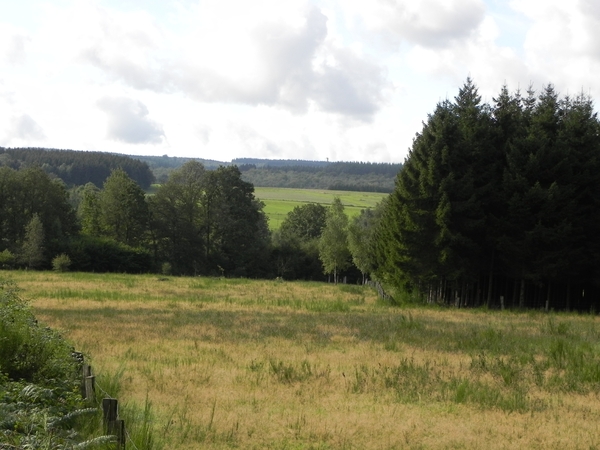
[143,155,401,192]
[0,160,372,282]
[0,147,155,189]
[238,160,400,192]
[240,169,396,192]
[374,79,600,311]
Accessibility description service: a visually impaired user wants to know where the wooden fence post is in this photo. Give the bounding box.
[103,398,126,449]
[115,419,126,449]
[83,365,95,403]
[81,364,90,398]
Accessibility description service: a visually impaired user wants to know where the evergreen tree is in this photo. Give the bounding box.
[376,79,600,310]
[375,99,459,298]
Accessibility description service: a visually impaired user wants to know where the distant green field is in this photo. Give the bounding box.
[254,187,388,230]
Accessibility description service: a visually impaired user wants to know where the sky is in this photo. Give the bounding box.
[1,0,599,164]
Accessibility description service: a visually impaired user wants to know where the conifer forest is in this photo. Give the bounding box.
[375,79,600,311]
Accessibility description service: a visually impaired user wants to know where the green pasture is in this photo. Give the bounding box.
[255,187,388,230]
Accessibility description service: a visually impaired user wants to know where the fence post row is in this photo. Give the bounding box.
[78,354,126,449]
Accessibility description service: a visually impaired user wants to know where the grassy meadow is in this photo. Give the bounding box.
[254,187,388,230]
[4,270,600,449]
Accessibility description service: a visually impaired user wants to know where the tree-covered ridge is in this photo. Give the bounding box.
[375,79,600,311]
[0,147,155,189]
[240,168,396,192]
[238,160,401,192]
[142,155,401,192]
[233,158,402,175]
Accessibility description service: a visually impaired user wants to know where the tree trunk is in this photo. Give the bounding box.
[519,279,525,308]
[487,251,495,308]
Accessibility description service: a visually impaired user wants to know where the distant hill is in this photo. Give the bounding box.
[134,154,229,183]
[236,159,402,193]
[0,149,401,193]
[135,155,402,193]
[0,147,154,189]
[232,158,329,168]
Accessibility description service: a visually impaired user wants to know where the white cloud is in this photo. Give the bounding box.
[344,0,486,48]
[5,114,46,143]
[509,0,600,92]
[2,0,600,164]
[47,1,389,121]
[97,96,165,144]
[0,25,30,65]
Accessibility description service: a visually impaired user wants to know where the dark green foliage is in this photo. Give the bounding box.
[279,203,327,241]
[144,156,401,192]
[271,236,324,281]
[67,235,153,273]
[0,147,154,189]
[0,166,78,268]
[271,203,328,280]
[149,161,208,275]
[0,282,77,383]
[150,162,270,276]
[99,169,149,247]
[240,162,400,192]
[376,79,600,310]
[207,166,271,277]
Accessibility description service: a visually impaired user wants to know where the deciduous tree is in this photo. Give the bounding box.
[99,169,149,247]
[319,197,351,283]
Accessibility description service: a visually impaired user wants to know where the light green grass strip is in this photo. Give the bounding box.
[255,187,388,230]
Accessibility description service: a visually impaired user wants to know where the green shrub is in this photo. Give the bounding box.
[52,253,72,272]
[0,281,76,382]
[161,262,172,276]
[0,249,15,270]
[67,235,153,273]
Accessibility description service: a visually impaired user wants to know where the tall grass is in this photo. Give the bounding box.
[5,270,600,448]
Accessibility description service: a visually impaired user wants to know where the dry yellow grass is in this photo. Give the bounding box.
[5,270,600,449]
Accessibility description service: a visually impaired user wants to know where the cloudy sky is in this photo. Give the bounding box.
[1,0,598,163]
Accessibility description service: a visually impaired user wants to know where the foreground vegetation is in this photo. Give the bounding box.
[6,270,600,449]
[0,279,161,449]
